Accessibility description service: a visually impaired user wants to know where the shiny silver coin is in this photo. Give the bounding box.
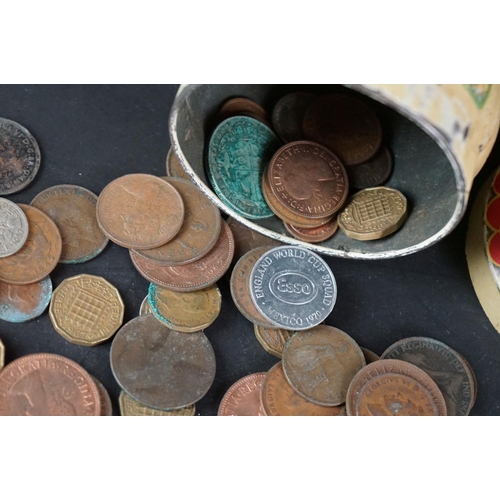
[0,198,29,258]
[249,246,337,331]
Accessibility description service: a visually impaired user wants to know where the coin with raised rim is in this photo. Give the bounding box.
[92,376,113,416]
[361,347,380,364]
[253,324,293,358]
[216,97,270,126]
[284,219,338,243]
[0,339,4,371]
[119,391,196,416]
[0,198,29,258]
[272,92,317,143]
[218,373,267,416]
[166,147,190,180]
[347,146,393,190]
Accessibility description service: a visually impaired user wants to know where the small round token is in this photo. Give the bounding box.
[0,198,29,258]
[148,283,222,333]
[485,196,500,231]
[347,146,393,190]
[272,93,317,143]
[0,118,41,196]
[119,391,196,416]
[254,324,293,358]
[49,274,125,346]
[217,97,270,126]
[0,338,4,371]
[488,232,500,267]
[208,116,280,219]
[96,174,184,250]
[338,187,408,241]
[31,185,108,264]
[218,373,267,416]
[92,376,113,416]
[0,276,52,323]
[0,204,62,285]
[111,315,216,410]
[166,148,190,180]
[250,246,337,331]
[284,219,338,243]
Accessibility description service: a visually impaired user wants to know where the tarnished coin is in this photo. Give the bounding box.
[0,118,41,196]
[346,359,447,416]
[139,296,154,315]
[218,373,267,416]
[133,178,221,266]
[0,204,62,285]
[119,391,196,416]
[284,219,338,243]
[0,198,29,258]
[361,347,380,364]
[49,274,125,346]
[381,337,475,416]
[227,217,279,261]
[217,97,270,126]
[166,147,190,180]
[96,174,184,250]
[282,326,365,406]
[261,362,345,416]
[208,116,280,219]
[303,94,383,166]
[131,220,233,292]
[31,185,108,264]
[0,276,52,323]
[0,353,101,416]
[0,338,4,371]
[110,315,216,410]
[92,376,113,416]
[231,247,276,328]
[347,146,393,190]
[148,283,222,333]
[338,187,408,241]
[250,246,337,331]
[272,92,317,143]
[254,324,293,358]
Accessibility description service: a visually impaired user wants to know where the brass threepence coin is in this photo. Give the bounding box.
[261,362,345,416]
[119,391,196,416]
[218,373,267,416]
[381,337,475,416]
[31,185,108,264]
[49,274,125,346]
[96,174,184,250]
[139,296,154,315]
[272,92,317,143]
[0,198,29,258]
[0,118,41,196]
[216,97,271,126]
[148,283,222,333]
[0,276,52,323]
[0,204,62,285]
[230,247,276,328]
[0,353,101,416]
[92,376,113,416]
[282,325,365,406]
[0,338,4,371]
[111,315,216,410]
[361,347,380,364]
[303,93,383,166]
[254,324,293,358]
[166,147,190,180]
[284,219,338,243]
[338,187,408,241]
[347,146,393,190]
[346,359,447,416]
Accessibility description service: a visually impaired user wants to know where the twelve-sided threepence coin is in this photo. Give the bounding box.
[250,246,336,331]
[0,198,29,258]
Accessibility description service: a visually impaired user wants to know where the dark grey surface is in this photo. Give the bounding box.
[0,84,499,416]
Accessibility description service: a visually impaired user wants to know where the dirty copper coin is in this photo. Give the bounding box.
[92,376,113,416]
[303,94,383,166]
[0,204,62,285]
[284,219,338,243]
[31,185,108,264]
[250,246,337,331]
[218,373,267,416]
[347,146,393,190]
[0,353,101,416]
[0,118,41,196]
[282,325,365,406]
[0,276,52,323]
[381,337,475,416]
[166,147,190,180]
[217,97,271,126]
[96,174,184,250]
[254,324,293,358]
[119,391,196,416]
[110,315,216,410]
[0,198,29,258]
[361,347,380,364]
[272,92,317,143]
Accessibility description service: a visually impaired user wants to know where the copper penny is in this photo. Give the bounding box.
[282,325,365,406]
[166,147,191,180]
[133,178,221,266]
[254,324,293,358]
[230,247,276,328]
[284,219,338,243]
[119,391,196,416]
[268,141,349,220]
[218,373,267,416]
[346,359,447,416]
[261,362,345,416]
[303,93,383,166]
[96,174,184,250]
[361,347,380,364]
[31,184,108,264]
[0,353,101,416]
[217,97,270,126]
[131,220,233,292]
[0,204,62,285]
[272,92,317,143]
[110,315,216,410]
[347,146,393,190]
[92,376,113,416]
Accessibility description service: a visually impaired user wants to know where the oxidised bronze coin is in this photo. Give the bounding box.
[166,147,190,180]
[119,391,196,416]
[110,315,216,410]
[272,93,317,143]
[0,118,41,196]
[284,219,338,243]
[282,325,365,406]
[347,146,393,190]
[261,362,345,416]
[218,373,267,416]
[303,94,383,166]
[31,185,109,264]
[0,204,62,285]
[0,353,101,416]
[0,198,29,258]
[92,376,113,416]
[96,174,184,250]
[254,324,293,358]
[217,97,271,126]
[381,337,475,416]
[361,347,380,364]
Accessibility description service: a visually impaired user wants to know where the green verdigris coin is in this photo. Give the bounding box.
[208,116,280,219]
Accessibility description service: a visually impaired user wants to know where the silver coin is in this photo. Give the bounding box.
[249,246,337,330]
[0,198,29,257]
